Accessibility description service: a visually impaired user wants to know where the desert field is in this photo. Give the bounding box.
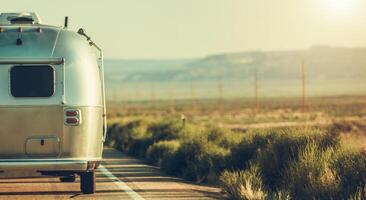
[106,95,366,199]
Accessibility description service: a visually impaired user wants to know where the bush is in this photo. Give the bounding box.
[255,133,308,189]
[161,137,229,182]
[127,137,154,157]
[347,186,366,200]
[334,151,366,199]
[256,128,340,189]
[220,166,267,200]
[108,119,153,157]
[207,127,242,149]
[230,129,283,170]
[106,119,365,199]
[284,142,340,200]
[148,120,183,142]
[146,140,180,165]
[105,123,120,146]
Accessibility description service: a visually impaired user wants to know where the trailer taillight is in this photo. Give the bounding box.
[65,109,81,126]
[66,110,78,117]
[66,118,79,124]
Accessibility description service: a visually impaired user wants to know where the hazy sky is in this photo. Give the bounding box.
[2,0,366,59]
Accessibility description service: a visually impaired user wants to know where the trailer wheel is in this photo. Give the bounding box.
[80,171,96,194]
[60,175,76,182]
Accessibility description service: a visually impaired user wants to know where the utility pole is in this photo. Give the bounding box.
[133,85,139,111]
[190,80,196,109]
[217,67,223,105]
[112,88,117,102]
[150,83,156,110]
[217,76,223,102]
[254,67,259,112]
[135,86,140,102]
[169,84,176,112]
[301,60,306,112]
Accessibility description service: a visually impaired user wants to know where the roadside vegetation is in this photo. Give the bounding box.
[105,116,366,200]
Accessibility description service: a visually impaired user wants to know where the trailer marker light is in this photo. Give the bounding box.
[66,110,78,117]
[65,109,81,126]
[66,118,79,124]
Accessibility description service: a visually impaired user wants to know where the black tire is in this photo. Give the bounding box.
[60,175,76,182]
[80,170,96,194]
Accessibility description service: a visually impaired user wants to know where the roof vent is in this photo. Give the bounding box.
[0,12,41,25]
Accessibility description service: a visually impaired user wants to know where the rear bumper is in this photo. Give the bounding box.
[0,159,101,177]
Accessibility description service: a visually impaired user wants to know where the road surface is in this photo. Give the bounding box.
[0,147,222,199]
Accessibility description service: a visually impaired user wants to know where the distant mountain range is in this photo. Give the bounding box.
[104,46,366,101]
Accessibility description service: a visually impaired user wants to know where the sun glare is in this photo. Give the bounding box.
[322,0,357,17]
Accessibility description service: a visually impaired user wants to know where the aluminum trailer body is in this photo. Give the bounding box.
[0,12,106,194]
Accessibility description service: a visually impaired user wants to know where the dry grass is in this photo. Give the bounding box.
[220,167,267,200]
[108,96,366,152]
[332,119,366,152]
[108,96,366,126]
[106,95,366,199]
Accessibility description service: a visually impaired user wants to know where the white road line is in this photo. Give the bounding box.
[99,164,145,200]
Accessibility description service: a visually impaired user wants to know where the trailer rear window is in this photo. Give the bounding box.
[10,65,54,97]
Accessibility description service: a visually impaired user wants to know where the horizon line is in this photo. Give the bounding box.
[104,45,366,60]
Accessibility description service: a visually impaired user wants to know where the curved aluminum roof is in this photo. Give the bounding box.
[0,15,103,107]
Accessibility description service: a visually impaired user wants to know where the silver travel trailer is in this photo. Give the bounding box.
[0,12,106,194]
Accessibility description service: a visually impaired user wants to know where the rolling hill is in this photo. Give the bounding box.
[104,46,366,101]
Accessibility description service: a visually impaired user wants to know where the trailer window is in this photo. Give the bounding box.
[10,65,54,97]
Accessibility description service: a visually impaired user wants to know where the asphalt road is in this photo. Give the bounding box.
[0,147,222,199]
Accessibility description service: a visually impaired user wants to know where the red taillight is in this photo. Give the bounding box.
[66,118,79,124]
[66,110,78,117]
[65,109,81,125]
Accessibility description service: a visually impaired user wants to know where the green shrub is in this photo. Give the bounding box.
[207,127,242,149]
[230,130,282,170]
[284,142,340,200]
[160,149,185,176]
[334,151,366,199]
[255,134,308,189]
[265,191,291,200]
[347,186,366,200]
[106,119,365,199]
[162,137,229,182]
[146,140,180,165]
[105,123,120,146]
[110,119,153,157]
[255,128,339,189]
[148,120,183,142]
[127,137,154,157]
[220,166,267,200]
